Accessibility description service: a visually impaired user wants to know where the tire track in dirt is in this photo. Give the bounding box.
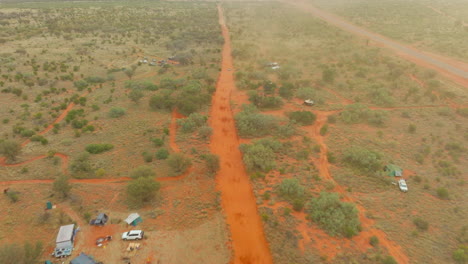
[300,110,410,264]
[208,5,273,264]
[285,0,468,88]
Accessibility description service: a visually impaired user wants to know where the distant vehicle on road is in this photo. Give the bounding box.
[122,230,144,240]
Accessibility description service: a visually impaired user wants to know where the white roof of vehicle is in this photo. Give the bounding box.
[56,224,74,243]
[125,213,140,224]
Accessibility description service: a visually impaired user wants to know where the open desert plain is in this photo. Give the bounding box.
[0,0,467,264]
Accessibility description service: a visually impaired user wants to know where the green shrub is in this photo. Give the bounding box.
[320,124,328,136]
[0,140,21,161]
[177,113,207,133]
[167,153,191,174]
[131,166,155,179]
[198,125,213,140]
[142,152,153,162]
[70,152,93,175]
[155,148,169,160]
[288,111,316,125]
[436,187,449,199]
[240,143,276,172]
[85,143,114,154]
[7,190,19,203]
[151,138,164,147]
[73,80,88,91]
[453,245,468,264]
[128,89,144,103]
[203,153,220,174]
[413,218,429,231]
[306,192,361,237]
[149,93,174,111]
[20,129,35,137]
[235,105,279,137]
[369,235,379,247]
[0,241,43,264]
[381,256,397,264]
[343,146,383,174]
[127,177,160,207]
[340,104,387,126]
[278,178,305,200]
[108,107,126,118]
[296,87,316,99]
[53,174,72,198]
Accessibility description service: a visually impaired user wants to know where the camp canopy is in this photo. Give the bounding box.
[124,213,142,226]
[385,164,403,177]
[70,253,97,264]
[56,224,75,249]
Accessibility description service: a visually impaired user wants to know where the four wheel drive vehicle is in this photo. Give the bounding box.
[398,179,408,192]
[304,99,314,106]
[89,213,108,226]
[122,230,144,240]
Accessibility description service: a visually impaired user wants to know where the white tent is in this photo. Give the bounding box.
[124,213,142,226]
[56,224,75,249]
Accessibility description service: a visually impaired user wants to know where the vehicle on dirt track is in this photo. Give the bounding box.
[89,213,108,226]
[398,179,408,192]
[122,230,144,240]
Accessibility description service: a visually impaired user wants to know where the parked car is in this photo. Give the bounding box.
[122,230,144,240]
[89,213,108,226]
[398,179,408,192]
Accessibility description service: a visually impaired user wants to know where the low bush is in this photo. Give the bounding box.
[369,235,379,247]
[240,142,276,172]
[278,178,305,201]
[413,217,429,231]
[235,105,279,137]
[108,107,126,118]
[167,153,191,175]
[343,146,383,174]
[127,177,160,207]
[155,148,169,160]
[340,104,387,126]
[85,143,114,154]
[453,245,468,264]
[306,192,361,237]
[288,111,316,125]
[131,166,155,179]
[177,113,207,133]
[436,187,449,199]
[203,153,220,174]
[151,138,164,147]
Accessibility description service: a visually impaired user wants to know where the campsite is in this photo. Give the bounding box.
[0,0,467,264]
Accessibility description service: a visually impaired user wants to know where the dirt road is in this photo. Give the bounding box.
[208,5,273,264]
[286,0,468,88]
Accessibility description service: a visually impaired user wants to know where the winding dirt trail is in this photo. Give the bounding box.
[286,0,468,88]
[302,110,409,264]
[208,5,273,264]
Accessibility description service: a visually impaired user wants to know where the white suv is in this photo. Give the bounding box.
[122,230,144,240]
[398,179,408,192]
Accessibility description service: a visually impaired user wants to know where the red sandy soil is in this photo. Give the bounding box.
[207,5,273,264]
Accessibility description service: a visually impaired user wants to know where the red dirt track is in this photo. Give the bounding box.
[208,5,273,264]
[286,0,468,89]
